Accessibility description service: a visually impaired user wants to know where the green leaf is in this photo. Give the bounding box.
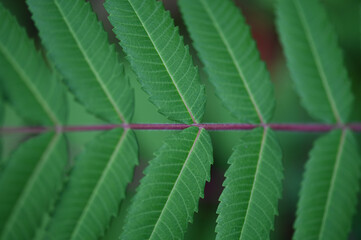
[0,91,3,122]
[105,0,206,124]
[0,92,4,158]
[179,0,275,124]
[121,127,213,239]
[276,0,353,124]
[27,0,133,123]
[0,4,66,125]
[216,127,283,239]
[0,133,68,240]
[44,128,138,240]
[294,130,361,240]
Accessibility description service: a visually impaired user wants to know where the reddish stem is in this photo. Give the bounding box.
[1,123,361,134]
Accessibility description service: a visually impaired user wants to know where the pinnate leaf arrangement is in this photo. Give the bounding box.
[0,0,359,240]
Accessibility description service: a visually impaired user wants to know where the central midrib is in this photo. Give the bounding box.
[148,128,201,239]
[199,0,264,124]
[54,0,126,123]
[0,41,60,126]
[69,129,129,239]
[126,0,197,124]
[318,130,346,239]
[1,133,61,239]
[292,0,342,124]
[238,127,268,239]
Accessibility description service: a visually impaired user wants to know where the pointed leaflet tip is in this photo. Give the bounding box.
[105,0,206,124]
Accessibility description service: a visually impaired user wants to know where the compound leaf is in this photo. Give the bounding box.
[277,0,353,124]
[216,127,283,240]
[44,128,138,240]
[105,0,206,124]
[179,0,275,124]
[0,133,68,240]
[0,4,66,126]
[121,127,213,239]
[27,0,133,123]
[294,130,361,240]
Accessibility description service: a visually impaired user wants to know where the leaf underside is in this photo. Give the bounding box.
[105,0,206,124]
[277,0,353,124]
[121,127,213,240]
[216,127,283,240]
[27,0,133,123]
[0,133,68,240]
[44,128,138,240]
[0,4,66,125]
[0,92,3,159]
[294,130,361,240]
[179,0,275,124]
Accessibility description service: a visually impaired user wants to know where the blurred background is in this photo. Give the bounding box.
[0,0,360,239]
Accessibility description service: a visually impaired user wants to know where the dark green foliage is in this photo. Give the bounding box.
[277,0,361,239]
[0,0,359,240]
[216,127,283,239]
[180,0,284,238]
[27,0,133,124]
[121,127,213,240]
[0,3,66,126]
[0,133,67,240]
[277,0,353,124]
[179,0,275,124]
[0,5,69,240]
[294,130,360,240]
[44,129,138,240]
[105,0,206,124]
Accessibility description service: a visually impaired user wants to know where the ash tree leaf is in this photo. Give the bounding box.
[276,0,353,124]
[0,3,66,126]
[105,0,206,124]
[294,130,361,240]
[0,133,68,240]
[27,0,134,123]
[121,127,213,240]
[179,0,275,124]
[43,128,138,240]
[216,127,283,240]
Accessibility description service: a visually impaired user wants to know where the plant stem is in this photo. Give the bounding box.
[1,123,361,134]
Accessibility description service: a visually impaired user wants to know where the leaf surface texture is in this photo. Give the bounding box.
[179,0,275,123]
[277,0,353,123]
[0,133,68,240]
[294,130,361,240]
[44,128,138,240]
[216,127,283,239]
[105,0,206,124]
[121,127,213,239]
[27,0,133,123]
[0,4,66,125]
